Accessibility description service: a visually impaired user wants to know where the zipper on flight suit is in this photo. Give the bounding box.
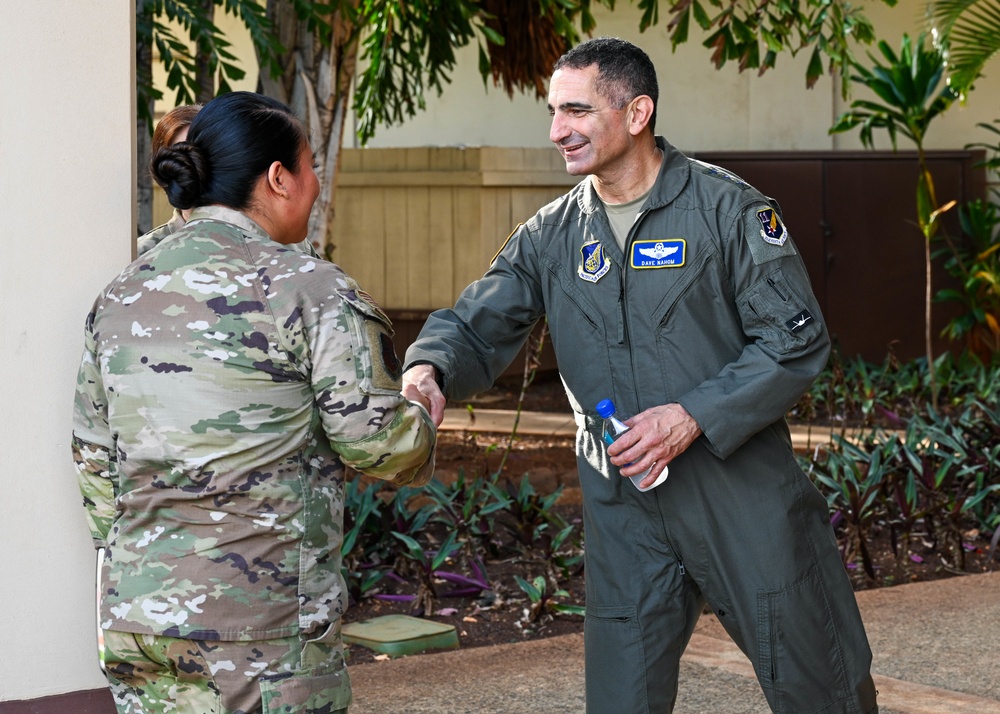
[621,210,649,408]
[617,272,626,344]
[595,208,629,346]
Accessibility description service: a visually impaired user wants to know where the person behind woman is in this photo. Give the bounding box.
[72,91,436,714]
[137,102,320,260]
[136,103,201,256]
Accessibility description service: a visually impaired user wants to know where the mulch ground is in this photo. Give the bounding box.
[343,372,999,665]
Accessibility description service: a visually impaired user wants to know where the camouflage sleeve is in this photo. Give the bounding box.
[71,306,118,548]
[71,435,117,548]
[305,283,436,486]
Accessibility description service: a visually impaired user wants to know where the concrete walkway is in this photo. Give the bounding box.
[349,572,1000,713]
[345,409,1000,713]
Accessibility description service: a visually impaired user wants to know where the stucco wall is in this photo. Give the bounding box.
[0,1,134,702]
[360,3,1000,155]
[141,4,1000,156]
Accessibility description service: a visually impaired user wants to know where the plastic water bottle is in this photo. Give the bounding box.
[596,399,669,492]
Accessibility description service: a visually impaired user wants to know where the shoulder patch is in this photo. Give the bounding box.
[743,205,797,265]
[492,224,523,265]
[355,288,390,325]
[755,208,787,246]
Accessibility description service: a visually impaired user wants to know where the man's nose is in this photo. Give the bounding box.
[549,113,569,144]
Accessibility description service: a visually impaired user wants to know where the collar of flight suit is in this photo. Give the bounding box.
[577,136,691,218]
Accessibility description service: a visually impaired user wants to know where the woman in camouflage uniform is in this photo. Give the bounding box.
[72,91,436,714]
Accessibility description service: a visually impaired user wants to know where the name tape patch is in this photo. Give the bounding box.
[630,239,686,269]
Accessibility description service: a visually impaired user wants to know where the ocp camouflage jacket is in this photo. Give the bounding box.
[73,205,435,641]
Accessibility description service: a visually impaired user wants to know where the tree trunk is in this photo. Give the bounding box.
[195,0,216,103]
[136,0,154,240]
[917,147,939,410]
[925,233,936,410]
[258,1,358,259]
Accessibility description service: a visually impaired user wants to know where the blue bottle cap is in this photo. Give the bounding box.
[595,399,616,418]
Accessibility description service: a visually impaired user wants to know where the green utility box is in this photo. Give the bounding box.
[343,615,460,658]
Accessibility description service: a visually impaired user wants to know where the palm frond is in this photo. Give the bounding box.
[928,0,1000,94]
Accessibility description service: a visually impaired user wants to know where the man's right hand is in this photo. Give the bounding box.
[402,364,447,427]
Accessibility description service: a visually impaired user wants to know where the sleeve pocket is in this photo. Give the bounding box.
[737,268,823,354]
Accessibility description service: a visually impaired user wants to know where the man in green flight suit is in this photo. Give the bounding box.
[403,37,878,713]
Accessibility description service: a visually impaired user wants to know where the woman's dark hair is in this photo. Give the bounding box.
[553,37,659,133]
[151,92,306,211]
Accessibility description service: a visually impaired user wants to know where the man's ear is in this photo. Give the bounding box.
[265,160,288,198]
[627,95,654,136]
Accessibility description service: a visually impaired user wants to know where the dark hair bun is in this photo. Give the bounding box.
[150,143,210,211]
[148,92,303,212]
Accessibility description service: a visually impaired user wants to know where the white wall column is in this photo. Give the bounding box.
[0,0,134,702]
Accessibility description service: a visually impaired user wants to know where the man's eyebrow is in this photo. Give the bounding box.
[548,101,595,112]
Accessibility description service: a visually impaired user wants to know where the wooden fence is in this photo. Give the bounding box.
[152,147,579,307]
[328,147,579,311]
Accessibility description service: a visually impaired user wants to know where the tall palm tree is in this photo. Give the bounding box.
[927,0,1000,97]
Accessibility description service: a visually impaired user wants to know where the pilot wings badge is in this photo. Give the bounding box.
[630,239,686,269]
[579,240,610,283]
[640,243,678,259]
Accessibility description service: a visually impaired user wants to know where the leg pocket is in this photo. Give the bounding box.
[103,631,222,714]
[300,620,343,671]
[584,604,648,714]
[757,569,852,713]
[260,667,352,714]
[261,622,352,714]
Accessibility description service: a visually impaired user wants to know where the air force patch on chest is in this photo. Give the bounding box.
[578,241,610,283]
[631,239,685,269]
[756,208,787,246]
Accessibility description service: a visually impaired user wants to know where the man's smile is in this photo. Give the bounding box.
[559,138,588,158]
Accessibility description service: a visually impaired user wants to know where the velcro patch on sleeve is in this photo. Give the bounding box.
[342,287,402,394]
[743,205,797,265]
[785,309,815,333]
[367,321,403,389]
